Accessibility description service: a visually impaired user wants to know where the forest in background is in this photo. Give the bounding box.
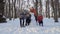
[0,0,60,22]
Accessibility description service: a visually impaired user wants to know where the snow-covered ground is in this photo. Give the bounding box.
[0,14,60,34]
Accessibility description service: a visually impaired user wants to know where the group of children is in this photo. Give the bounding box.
[19,10,31,27]
[20,7,43,27]
[30,7,43,26]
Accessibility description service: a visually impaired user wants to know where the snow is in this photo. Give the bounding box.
[0,14,60,34]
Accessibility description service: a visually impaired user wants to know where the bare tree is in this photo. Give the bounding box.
[0,0,6,22]
[54,0,58,22]
[4,0,6,17]
[12,0,13,18]
[51,0,55,18]
[14,0,17,18]
[48,0,50,18]
[35,0,38,16]
[6,0,8,18]
[46,0,48,17]
[8,0,12,20]
[51,0,58,22]
[58,0,60,17]
[39,0,42,15]
[59,1,60,17]
[19,0,20,8]
[46,0,50,18]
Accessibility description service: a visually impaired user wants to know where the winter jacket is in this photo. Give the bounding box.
[20,10,29,19]
[30,8,37,16]
[20,13,23,19]
[20,11,25,19]
[37,15,43,22]
[26,14,31,20]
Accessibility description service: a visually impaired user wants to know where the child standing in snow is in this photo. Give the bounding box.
[30,7,37,22]
[37,14,43,26]
[25,12,31,26]
[19,11,25,27]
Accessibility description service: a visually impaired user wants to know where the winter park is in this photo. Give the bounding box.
[0,0,60,34]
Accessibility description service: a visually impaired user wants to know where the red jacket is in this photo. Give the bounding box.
[37,15,43,22]
[30,8,37,16]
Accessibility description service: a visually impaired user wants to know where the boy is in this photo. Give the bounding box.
[25,12,31,26]
[37,14,43,26]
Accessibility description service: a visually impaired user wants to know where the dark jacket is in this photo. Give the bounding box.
[26,13,31,19]
[20,12,25,19]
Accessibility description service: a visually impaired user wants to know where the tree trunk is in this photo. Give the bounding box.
[54,0,58,22]
[57,0,59,18]
[46,1,48,17]
[6,0,8,18]
[19,0,20,8]
[46,0,50,18]
[35,0,38,16]
[48,0,50,18]
[14,0,17,18]
[39,0,42,15]
[51,0,54,18]
[59,2,60,17]
[8,0,11,20]
[0,0,6,23]
[58,0,60,17]
[12,0,13,18]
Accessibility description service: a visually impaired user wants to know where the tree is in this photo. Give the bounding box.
[12,0,13,18]
[8,0,12,20]
[46,0,50,18]
[0,0,6,22]
[47,0,50,18]
[51,0,58,22]
[19,0,20,8]
[54,0,58,22]
[39,0,42,15]
[14,0,17,18]
[46,0,48,17]
[51,0,55,18]
[58,0,60,17]
[59,1,60,17]
[35,0,38,16]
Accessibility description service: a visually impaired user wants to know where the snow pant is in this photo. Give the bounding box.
[25,18,31,26]
[38,21,43,26]
[34,16,37,22]
[20,18,24,27]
